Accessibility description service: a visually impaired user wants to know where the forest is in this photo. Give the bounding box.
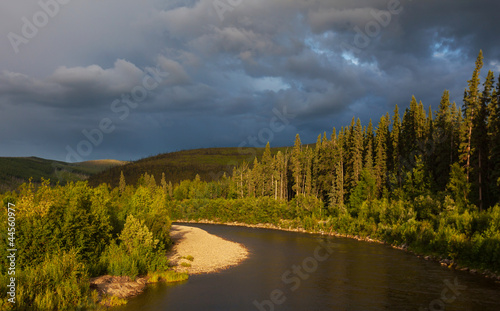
[0,51,499,309]
[168,51,500,276]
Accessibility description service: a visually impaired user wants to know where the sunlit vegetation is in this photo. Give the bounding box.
[99,295,127,307]
[0,176,180,309]
[148,270,188,283]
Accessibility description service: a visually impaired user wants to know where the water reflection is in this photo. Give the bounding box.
[115,223,500,311]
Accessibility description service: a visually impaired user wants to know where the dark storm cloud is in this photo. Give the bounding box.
[0,0,499,161]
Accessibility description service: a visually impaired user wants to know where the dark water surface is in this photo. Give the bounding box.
[115,223,500,311]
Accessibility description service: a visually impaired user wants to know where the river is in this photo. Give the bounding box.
[115,223,500,310]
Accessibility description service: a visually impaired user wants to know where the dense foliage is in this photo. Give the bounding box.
[0,176,173,310]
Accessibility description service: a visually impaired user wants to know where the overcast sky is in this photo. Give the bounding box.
[1,0,500,162]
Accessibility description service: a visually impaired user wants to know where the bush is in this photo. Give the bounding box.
[1,250,97,310]
[101,215,169,279]
[101,241,140,279]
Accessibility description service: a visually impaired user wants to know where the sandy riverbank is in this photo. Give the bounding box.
[90,224,248,305]
[167,224,249,274]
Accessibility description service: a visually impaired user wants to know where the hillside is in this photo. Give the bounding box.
[88,146,291,187]
[0,157,127,192]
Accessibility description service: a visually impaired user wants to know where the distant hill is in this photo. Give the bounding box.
[0,157,128,192]
[88,147,291,188]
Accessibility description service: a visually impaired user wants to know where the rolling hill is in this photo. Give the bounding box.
[0,157,128,192]
[87,146,291,188]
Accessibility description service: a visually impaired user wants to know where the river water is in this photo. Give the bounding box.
[115,223,500,311]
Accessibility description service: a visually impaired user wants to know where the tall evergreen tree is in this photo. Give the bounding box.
[451,101,462,165]
[473,70,495,209]
[488,74,500,205]
[304,147,313,196]
[261,142,273,196]
[374,115,389,195]
[401,96,418,166]
[391,104,402,187]
[274,151,288,200]
[329,128,345,213]
[313,134,323,198]
[351,118,364,189]
[460,50,484,185]
[365,119,375,168]
[161,172,167,195]
[119,171,126,194]
[434,90,454,190]
[291,134,303,196]
[416,100,427,140]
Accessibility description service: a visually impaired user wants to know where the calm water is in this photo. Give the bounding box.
[116,223,500,311]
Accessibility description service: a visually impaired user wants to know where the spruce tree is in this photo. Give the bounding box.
[304,147,313,196]
[291,134,303,197]
[262,142,273,196]
[329,129,345,213]
[450,101,462,165]
[274,151,286,200]
[374,115,389,195]
[365,119,375,168]
[119,171,126,194]
[488,74,500,205]
[391,104,402,187]
[161,172,167,195]
[416,100,427,140]
[401,97,418,165]
[460,50,484,184]
[473,70,495,209]
[434,90,454,190]
[351,118,364,189]
[313,134,323,198]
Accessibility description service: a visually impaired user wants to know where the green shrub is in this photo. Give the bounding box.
[101,215,169,279]
[5,250,97,310]
[101,241,140,279]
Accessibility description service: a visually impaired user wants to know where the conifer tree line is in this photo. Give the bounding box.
[165,51,500,275]
[231,51,500,212]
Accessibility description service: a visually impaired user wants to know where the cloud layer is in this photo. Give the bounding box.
[1,0,499,161]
